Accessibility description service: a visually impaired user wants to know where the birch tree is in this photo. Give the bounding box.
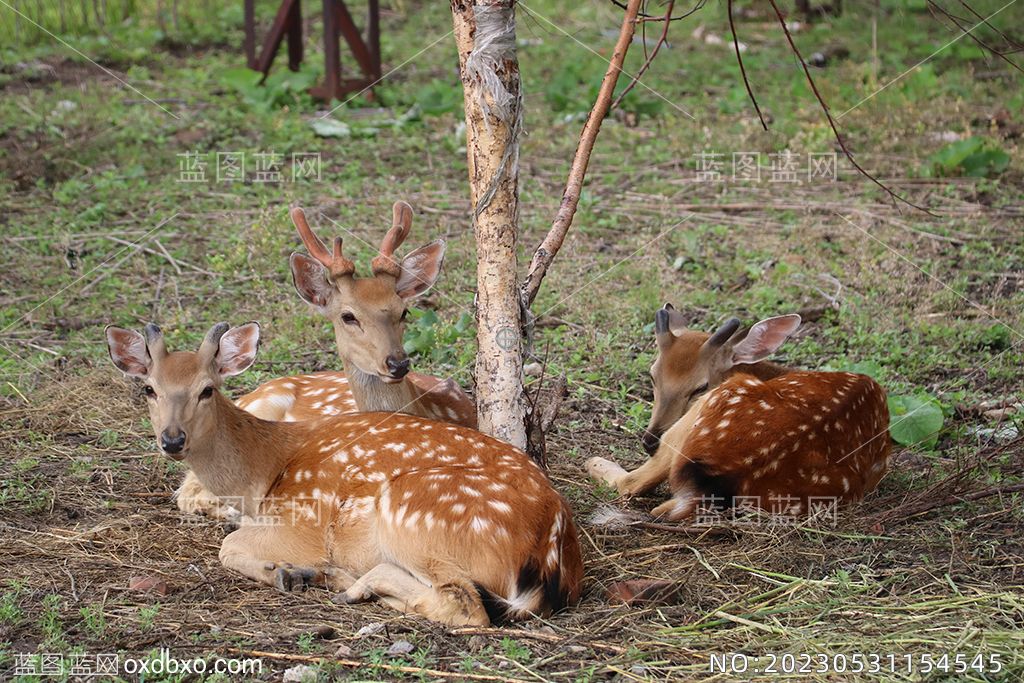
[451,0,643,454]
[450,0,528,448]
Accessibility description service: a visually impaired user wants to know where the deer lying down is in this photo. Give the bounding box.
[234,202,476,428]
[175,202,475,519]
[106,322,582,625]
[588,307,891,521]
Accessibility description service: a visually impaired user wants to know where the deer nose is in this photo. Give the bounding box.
[386,355,411,379]
[160,430,187,456]
[641,429,661,455]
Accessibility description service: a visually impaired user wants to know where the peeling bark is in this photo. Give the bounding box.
[451,0,528,449]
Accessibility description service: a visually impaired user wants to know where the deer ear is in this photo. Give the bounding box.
[396,240,445,299]
[105,326,151,378]
[216,322,261,377]
[732,314,801,365]
[290,253,334,309]
[655,304,688,339]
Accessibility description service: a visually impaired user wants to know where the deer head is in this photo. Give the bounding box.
[289,202,445,383]
[642,305,801,453]
[105,322,261,459]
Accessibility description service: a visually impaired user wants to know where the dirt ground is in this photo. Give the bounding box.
[2,1,1024,681]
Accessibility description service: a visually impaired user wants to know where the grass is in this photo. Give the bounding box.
[1,0,1023,680]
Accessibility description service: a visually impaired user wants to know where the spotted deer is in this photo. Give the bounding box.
[176,202,475,517]
[106,322,582,625]
[587,306,891,521]
[238,202,476,427]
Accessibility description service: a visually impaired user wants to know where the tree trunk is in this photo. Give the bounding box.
[450,0,528,449]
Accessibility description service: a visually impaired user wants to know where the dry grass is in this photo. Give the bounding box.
[2,2,1024,679]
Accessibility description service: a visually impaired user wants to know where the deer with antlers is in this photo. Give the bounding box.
[106,321,582,625]
[176,202,476,518]
[587,307,891,521]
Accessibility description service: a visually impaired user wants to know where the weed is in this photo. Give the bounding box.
[137,605,160,632]
[39,594,65,649]
[500,637,532,664]
[79,603,107,639]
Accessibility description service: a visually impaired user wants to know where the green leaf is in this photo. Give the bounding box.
[926,136,1010,178]
[961,148,1009,177]
[220,67,262,92]
[310,118,351,138]
[887,394,944,448]
[840,360,884,380]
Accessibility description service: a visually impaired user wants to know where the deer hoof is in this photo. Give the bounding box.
[274,566,318,592]
[586,457,624,484]
[332,591,365,605]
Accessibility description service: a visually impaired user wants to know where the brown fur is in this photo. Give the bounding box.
[107,324,581,625]
[235,371,477,427]
[589,312,891,521]
[177,203,474,515]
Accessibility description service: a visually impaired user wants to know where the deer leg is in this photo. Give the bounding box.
[218,525,356,593]
[338,563,489,626]
[174,471,242,521]
[587,449,673,496]
[650,480,701,522]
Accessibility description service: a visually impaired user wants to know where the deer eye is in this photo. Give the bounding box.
[143,385,156,399]
[690,382,709,398]
[340,312,358,325]
[198,386,214,401]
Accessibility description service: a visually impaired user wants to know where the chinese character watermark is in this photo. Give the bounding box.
[176,152,322,184]
[694,151,838,184]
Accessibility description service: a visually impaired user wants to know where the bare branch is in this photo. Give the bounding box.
[928,0,1023,74]
[610,0,675,111]
[521,0,643,306]
[727,0,768,130]
[763,0,936,215]
[957,0,1024,52]
[608,0,706,23]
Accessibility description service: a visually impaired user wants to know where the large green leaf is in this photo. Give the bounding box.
[925,136,1010,178]
[220,67,261,93]
[887,394,944,448]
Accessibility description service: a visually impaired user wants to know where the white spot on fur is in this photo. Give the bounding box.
[489,500,512,514]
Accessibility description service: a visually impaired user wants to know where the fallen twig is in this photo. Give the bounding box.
[876,481,1024,524]
[450,626,627,654]
[225,648,528,682]
[632,521,736,538]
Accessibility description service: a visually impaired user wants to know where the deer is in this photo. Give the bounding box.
[105,321,583,626]
[237,202,476,427]
[175,202,476,518]
[587,306,891,521]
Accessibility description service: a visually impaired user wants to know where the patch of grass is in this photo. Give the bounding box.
[38,594,65,649]
[500,637,532,664]
[0,0,1021,680]
[137,604,160,632]
[0,582,25,626]
[78,603,107,639]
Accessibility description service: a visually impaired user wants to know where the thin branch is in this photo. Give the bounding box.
[609,0,706,22]
[226,648,524,682]
[727,0,768,130]
[957,0,1024,51]
[876,480,1024,524]
[610,0,675,111]
[763,0,936,215]
[928,0,1023,74]
[521,0,643,306]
